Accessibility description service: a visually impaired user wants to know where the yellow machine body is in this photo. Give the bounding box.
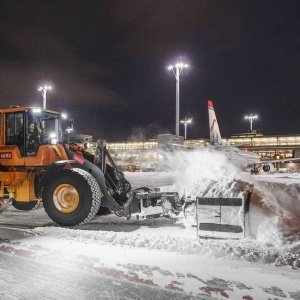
[0,106,68,203]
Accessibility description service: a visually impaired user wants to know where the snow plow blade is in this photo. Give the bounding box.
[197,198,243,207]
[196,194,250,239]
[199,223,244,233]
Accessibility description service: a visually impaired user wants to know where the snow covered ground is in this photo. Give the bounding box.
[1,150,300,299]
[1,207,300,299]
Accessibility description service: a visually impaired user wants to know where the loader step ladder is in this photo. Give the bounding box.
[196,195,248,239]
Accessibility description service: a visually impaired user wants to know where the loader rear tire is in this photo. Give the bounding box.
[0,204,9,213]
[42,168,102,226]
[12,200,40,211]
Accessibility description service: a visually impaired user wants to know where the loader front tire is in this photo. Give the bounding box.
[42,168,102,226]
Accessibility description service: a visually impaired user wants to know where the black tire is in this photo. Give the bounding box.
[263,164,271,172]
[0,198,11,213]
[12,200,40,211]
[42,168,102,226]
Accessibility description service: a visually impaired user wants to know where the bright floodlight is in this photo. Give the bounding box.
[38,84,53,109]
[244,113,259,132]
[61,112,68,119]
[167,61,189,137]
[38,85,52,92]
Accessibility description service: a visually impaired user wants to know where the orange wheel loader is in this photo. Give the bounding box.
[0,106,182,226]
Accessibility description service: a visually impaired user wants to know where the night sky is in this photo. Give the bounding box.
[0,0,299,141]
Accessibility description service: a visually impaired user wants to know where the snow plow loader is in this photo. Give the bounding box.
[0,106,184,226]
[0,106,254,238]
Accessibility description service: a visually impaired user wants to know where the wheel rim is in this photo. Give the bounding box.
[53,184,79,213]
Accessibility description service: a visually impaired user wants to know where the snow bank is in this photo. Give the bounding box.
[159,149,300,247]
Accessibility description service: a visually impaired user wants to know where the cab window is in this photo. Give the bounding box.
[0,113,2,143]
[6,112,24,145]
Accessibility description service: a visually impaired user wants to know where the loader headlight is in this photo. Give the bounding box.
[32,108,41,114]
[49,132,56,139]
[61,113,68,119]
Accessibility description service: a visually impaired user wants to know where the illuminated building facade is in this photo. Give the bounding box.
[106,134,300,171]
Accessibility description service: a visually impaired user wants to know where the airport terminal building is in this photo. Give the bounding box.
[106,133,300,172]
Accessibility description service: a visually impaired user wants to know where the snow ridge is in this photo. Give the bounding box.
[29,227,300,268]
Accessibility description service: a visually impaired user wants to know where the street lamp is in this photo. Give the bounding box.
[66,127,73,143]
[167,62,189,137]
[38,85,52,109]
[180,116,192,139]
[244,114,258,132]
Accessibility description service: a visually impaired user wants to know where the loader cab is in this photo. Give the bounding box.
[1,107,68,157]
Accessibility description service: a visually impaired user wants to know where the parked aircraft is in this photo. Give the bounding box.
[208,100,299,174]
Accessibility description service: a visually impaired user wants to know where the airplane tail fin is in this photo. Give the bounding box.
[208,100,224,145]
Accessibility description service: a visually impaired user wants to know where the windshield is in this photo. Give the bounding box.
[28,109,64,143]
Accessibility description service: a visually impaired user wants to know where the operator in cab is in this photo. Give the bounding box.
[26,120,47,155]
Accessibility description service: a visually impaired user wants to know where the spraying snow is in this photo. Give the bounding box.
[163,148,249,198]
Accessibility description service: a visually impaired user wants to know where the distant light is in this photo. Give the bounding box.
[32,107,41,113]
[66,127,73,133]
[167,65,173,70]
[61,113,68,119]
[181,117,192,124]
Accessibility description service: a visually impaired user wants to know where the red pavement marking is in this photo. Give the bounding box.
[0,245,33,257]
[165,280,184,291]
[200,286,229,298]
[0,244,165,290]
[2,242,258,298]
[93,266,157,286]
[242,296,254,300]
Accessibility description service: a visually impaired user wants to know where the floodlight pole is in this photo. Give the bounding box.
[180,116,193,139]
[66,128,73,143]
[38,85,52,109]
[168,63,188,137]
[244,114,258,132]
[175,67,180,137]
